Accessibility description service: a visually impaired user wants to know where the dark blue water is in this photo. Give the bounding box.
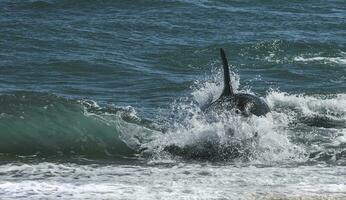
[0,1,346,198]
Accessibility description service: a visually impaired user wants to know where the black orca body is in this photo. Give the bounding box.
[204,48,270,117]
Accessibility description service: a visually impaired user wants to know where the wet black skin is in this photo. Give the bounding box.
[206,93,270,117]
[232,93,270,116]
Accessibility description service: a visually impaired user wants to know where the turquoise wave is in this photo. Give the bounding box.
[0,92,156,157]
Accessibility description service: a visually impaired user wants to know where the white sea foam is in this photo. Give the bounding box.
[294,56,346,65]
[331,129,346,147]
[266,91,346,119]
[0,163,345,200]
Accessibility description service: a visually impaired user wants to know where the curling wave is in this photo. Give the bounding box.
[0,91,158,158]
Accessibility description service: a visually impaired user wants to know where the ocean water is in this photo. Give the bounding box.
[0,0,346,199]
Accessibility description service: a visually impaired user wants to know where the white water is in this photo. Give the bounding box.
[294,56,346,65]
[0,162,345,200]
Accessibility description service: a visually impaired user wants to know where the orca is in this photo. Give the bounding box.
[161,49,270,160]
[204,48,270,117]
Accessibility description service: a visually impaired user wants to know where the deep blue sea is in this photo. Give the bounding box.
[0,0,346,199]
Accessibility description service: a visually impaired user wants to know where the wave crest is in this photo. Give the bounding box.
[0,92,156,158]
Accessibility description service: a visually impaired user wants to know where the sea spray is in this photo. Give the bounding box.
[142,69,306,163]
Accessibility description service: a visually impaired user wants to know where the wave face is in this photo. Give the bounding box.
[0,92,158,157]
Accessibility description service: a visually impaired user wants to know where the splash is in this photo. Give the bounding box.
[142,69,306,164]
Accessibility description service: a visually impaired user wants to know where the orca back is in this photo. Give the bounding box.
[203,48,270,117]
[233,93,270,117]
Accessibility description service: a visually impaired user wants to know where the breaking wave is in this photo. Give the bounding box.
[0,92,158,158]
[0,71,345,165]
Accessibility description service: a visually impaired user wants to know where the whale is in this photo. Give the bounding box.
[204,48,270,117]
[161,48,270,160]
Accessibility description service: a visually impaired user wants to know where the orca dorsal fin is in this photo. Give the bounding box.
[220,48,233,97]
